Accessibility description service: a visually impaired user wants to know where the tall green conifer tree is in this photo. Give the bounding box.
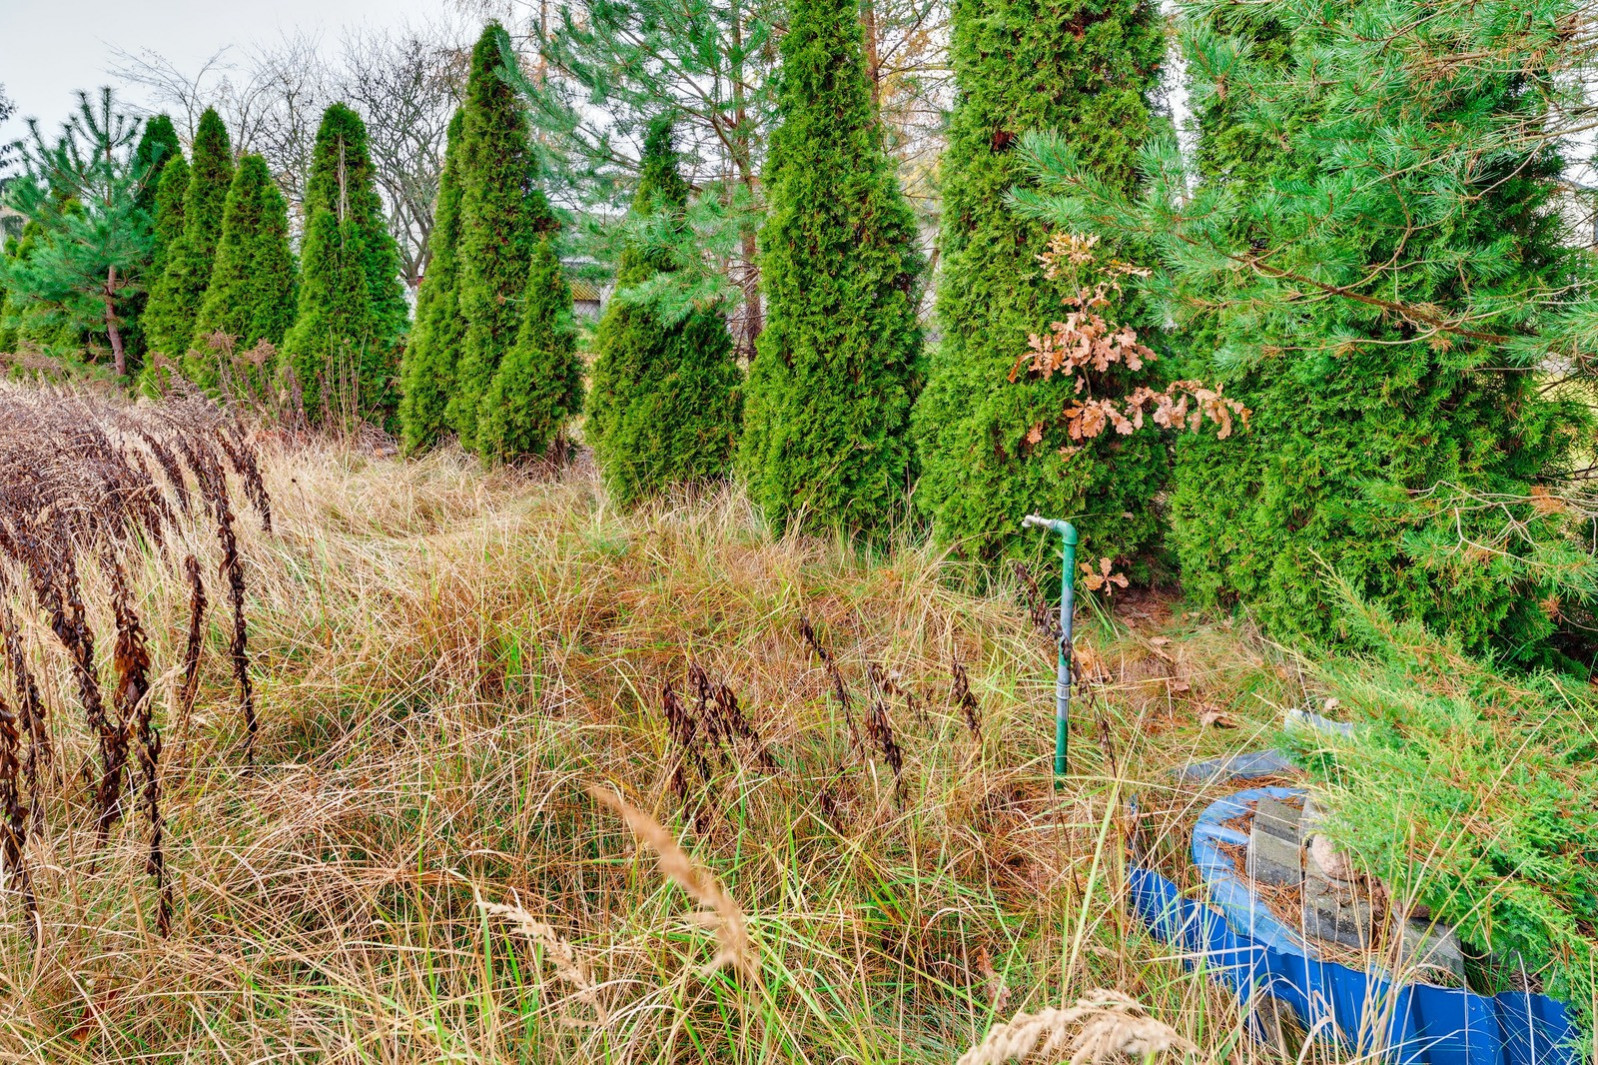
[146,155,188,287]
[587,118,742,506]
[911,0,1166,566]
[124,113,182,365]
[188,154,296,389]
[141,108,232,359]
[281,208,373,423]
[131,115,180,215]
[737,0,923,534]
[398,109,466,451]
[449,23,542,451]
[477,229,583,462]
[1021,0,1587,661]
[281,103,408,423]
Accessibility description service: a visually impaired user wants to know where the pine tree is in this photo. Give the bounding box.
[141,108,232,360]
[587,119,742,506]
[187,154,296,391]
[398,109,466,452]
[1019,0,1588,662]
[910,0,1166,567]
[737,0,923,534]
[281,207,373,424]
[284,102,408,420]
[477,233,583,462]
[449,23,543,451]
[0,90,152,376]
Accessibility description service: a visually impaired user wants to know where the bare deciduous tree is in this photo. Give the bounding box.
[336,27,468,287]
[107,23,467,286]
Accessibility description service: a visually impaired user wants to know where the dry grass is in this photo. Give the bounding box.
[0,391,1345,1063]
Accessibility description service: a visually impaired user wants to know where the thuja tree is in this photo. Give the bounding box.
[188,154,296,391]
[398,109,465,452]
[281,207,373,424]
[587,118,742,506]
[281,103,409,424]
[131,115,180,215]
[145,154,189,291]
[142,108,232,360]
[738,0,923,534]
[1018,0,1591,662]
[123,114,182,365]
[449,23,543,452]
[0,90,151,376]
[0,233,21,351]
[477,224,583,462]
[911,0,1167,568]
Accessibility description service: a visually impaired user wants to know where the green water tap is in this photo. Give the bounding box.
[1022,514,1077,784]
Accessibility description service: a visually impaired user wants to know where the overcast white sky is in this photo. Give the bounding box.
[1,0,450,145]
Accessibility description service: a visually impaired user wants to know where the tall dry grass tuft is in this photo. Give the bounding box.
[587,784,758,982]
[476,891,610,1023]
[958,989,1198,1065]
[0,419,1338,1061]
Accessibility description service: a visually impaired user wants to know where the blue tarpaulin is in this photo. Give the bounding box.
[1127,787,1580,1065]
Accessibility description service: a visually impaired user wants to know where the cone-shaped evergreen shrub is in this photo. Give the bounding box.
[282,103,408,423]
[587,119,742,506]
[449,23,542,451]
[398,109,466,452]
[141,108,232,359]
[477,235,583,462]
[146,154,188,285]
[910,0,1166,567]
[0,234,19,352]
[282,208,374,424]
[132,115,181,215]
[124,114,184,366]
[738,0,923,534]
[187,154,296,390]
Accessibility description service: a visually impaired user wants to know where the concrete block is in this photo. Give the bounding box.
[1396,918,1467,984]
[1253,796,1303,841]
[1248,824,1303,887]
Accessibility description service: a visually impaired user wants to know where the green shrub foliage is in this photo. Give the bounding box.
[911,0,1166,568]
[281,103,408,424]
[131,114,181,216]
[587,119,741,506]
[281,207,373,423]
[1162,0,1583,661]
[141,108,232,359]
[188,154,296,389]
[0,233,21,352]
[398,109,466,452]
[449,23,544,452]
[738,0,923,535]
[1293,594,1597,1023]
[477,234,583,462]
[146,155,189,287]
[124,113,182,365]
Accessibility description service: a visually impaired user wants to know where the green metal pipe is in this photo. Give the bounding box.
[1022,514,1078,784]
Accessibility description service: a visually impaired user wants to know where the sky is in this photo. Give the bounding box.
[1,0,451,146]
